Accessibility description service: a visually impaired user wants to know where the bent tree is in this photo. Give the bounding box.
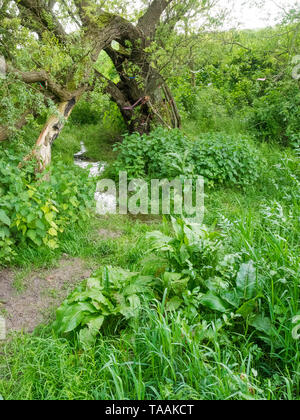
[0,0,213,170]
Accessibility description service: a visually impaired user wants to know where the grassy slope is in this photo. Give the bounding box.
[0,121,299,400]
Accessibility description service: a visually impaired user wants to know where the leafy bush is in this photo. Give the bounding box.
[53,266,153,348]
[250,80,300,147]
[0,150,95,265]
[145,218,274,341]
[54,217,271,346]
[191,133,260,187]
[114,129,260,188]
[113,127,190,179]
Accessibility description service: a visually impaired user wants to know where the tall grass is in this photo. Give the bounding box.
[0,308,292,400]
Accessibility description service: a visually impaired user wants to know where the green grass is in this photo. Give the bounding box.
[0,310,294,400]
[12,268,31,293]
[0,119,299,400]
[52,122,120,165]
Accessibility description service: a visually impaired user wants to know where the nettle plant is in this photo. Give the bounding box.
[0,151,95,265]
[190,133,260,188]
[113,128,260,189]
[113,127,190,180]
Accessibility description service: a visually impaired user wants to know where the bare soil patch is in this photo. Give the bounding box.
[0,258,92,333]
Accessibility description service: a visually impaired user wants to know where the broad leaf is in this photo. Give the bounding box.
[249,314,272,336]
[200,293,228,313]
[236,261,256,300]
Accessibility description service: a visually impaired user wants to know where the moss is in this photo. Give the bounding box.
[94,12,115,29]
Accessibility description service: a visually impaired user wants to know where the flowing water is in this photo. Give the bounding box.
[74,142,105,177]
[74,142,117,214]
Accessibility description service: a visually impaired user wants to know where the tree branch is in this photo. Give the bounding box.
[6,65,83,101]
[18,0,67,42]
[138,0,173,37]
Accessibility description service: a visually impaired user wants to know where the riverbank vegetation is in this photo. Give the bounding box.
[0,0,299,400]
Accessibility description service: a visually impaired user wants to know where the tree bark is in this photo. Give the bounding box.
[22,96,79,171]
[103,46,181,134]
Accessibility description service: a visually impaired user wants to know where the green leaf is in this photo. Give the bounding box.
[0,210,11,227]
[78,327,95,349]
[45,212,53,224]
[78,316,105,348]
[166,296,183,311]
[200,293,228,313]
[26,213,35,224]
[36,220,45,230]
[54,302,97,334]
[249,314,272,336]
[47,239,58,249]
[236,261,256,300]
[48,228,57,236]
[236,298,257,318]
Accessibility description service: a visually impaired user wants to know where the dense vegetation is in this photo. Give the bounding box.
[0,0,299,401]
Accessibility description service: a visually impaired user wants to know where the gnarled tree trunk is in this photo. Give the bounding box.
[103,44,181,134]
[22,96,79,171]
[3,0,181,171]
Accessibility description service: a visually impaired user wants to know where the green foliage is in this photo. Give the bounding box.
[1,143,299,400]
[114,128,260,188]
[1,7,300,401]
[54,217,272,348]
[53,266,153,348]
[0,75,52,135]
[250,80,300,147]
[0,314,279,400]
[168,26,300,147]
[0,150,95,265]
[70,90,125,131]
[191,133,260,187]
[146,217,221,283]
[145,218,271,341]
[113,127,189,179]
[69,100,101,125]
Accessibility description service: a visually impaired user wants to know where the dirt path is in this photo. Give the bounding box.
[0,258,92,333]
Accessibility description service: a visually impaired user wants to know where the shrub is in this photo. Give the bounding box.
[114,129,260,188]
[250,80,300,147]
[190,133,260,187]
[53,218,271,347]
[0,150,96,265]
[53,266,154,348]
[113,127,190,179]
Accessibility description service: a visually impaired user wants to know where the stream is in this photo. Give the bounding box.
[74,142,117,214]
[74,142,105,177]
